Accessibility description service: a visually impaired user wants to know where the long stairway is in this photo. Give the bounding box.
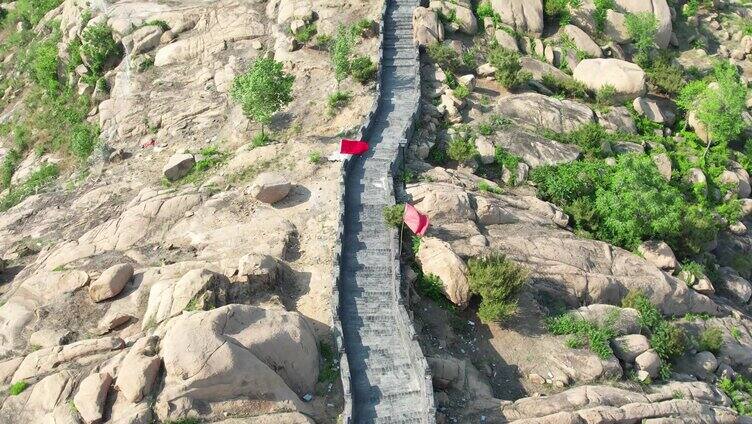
[338,0,434,422]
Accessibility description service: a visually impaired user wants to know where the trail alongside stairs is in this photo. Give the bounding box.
[337,0,435,422]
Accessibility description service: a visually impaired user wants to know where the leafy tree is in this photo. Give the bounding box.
[29,39,59,93]
[331,25,354,85]
[625,12,658,66]
[230,58,294,136]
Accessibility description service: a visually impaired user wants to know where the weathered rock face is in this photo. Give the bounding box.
[490,0,543,36]
[490,128,582,168]
[117,336,161,403]
[638,240,679,272]
[611,334,650,363]
[0,370,78,423]
[716,266,752,303]
[156,305,317,421]
[416,237,470,308]
[496,93,595,133]
[633,96,676,125]
[74,372,112,424]
[573,59,647,101]
[413,7,444,46]
[596,106,637,134]
[563,25,602,58]
[13,337,125,382]
[162,153,195,181]
[567,304,641,336]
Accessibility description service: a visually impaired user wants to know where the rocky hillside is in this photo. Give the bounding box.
[0,0,382,422]
[408,0,752,422]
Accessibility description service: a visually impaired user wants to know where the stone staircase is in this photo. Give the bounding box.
[337,0,435,422]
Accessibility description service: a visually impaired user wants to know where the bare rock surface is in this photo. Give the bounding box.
[496,93,595,133]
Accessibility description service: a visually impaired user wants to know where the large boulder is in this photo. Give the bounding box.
[490,0,543,36]
[490,128,581,168]
[717,267,752,303]
[117,336,161,402]
[156,305,317,421]
[413,7,444,46]
[416,237,470,308]
[613,0,672,49]
[563,25,602,58]
[635,349,660,378]
[633,96,676,125]
[73,372,112,424]
[496,93,595,133]
[611,334,650,363]
[405,182,476,224]
[596,106,637,134]
[429,0,477,35]
[637,241,679,272]
[573,59,646,101]
[162,153,195,181]
[89,263,134,302]
[249,172,291,204]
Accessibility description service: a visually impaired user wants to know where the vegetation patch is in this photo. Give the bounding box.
[718,375,752,415]
[231,58,294,136]
[697,327,723,354]
[0,164,59,212]
[487,45,531,89]
[382,204,405,228]
[467,253,528,322]
[8,380,29,396]
[318,342,340,384]
[547,312,617,359]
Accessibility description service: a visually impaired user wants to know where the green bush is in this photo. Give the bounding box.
[543,0,581,25]
[231,58,294,135]
[308,151,321,164]
[3,0,62,28]
[467,253,528,322]
[251,132,270,147]
[547,313,617,359]
[530,159,611,206]
[326,90,352,111]
[495,147,521,184]
[8,381,28,396]
[293,22,316,43]
[331,25,354,84]
[541,73,589,100]
[692,62,746,144]
[622,290,687,364]
[478,123,494,136]
[541,123,616,158]
[477,180,502,194]
[487,46,531,89]
[646,55,685,95]
[625,12,658,66]
[1,149,21,190]
[595,84,617,107]
[0,164,58,212]
[81,23,122,76]
[69,123,99,161]
[447,135,478,163]
[453,84,470,100]
[350,56,377,83]
[426,42,460,73]
[698,327,724,354]
[318,342,339,384]
[382,204,405,228]
[593,0,614,33]
[350,19,374,37]
[29,39,59,93]
[718,375,752,415]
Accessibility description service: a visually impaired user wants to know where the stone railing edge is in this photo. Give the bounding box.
[328,1,389,423]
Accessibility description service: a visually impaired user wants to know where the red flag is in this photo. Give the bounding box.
[403,203,430,236]
[340,139,369,155]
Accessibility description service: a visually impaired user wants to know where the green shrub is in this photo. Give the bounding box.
[251,132,270,148]
[350,56,377,83]
[447,135,478,163]
[308,151,322,164]
[478,123,494,136]
[646,55,685,95]
[141,19,170,31]
[315,34,333,50]
[416,272,451,307]
[478,180,502,194]
[81,23,122,76]
[625,12,658,66]
[318,342,339,384]
[1,149,21,190]
[453,84,470,100]
[3,0,62,27]
[593,0,614,33]
[66,37,83,74]
[382,204,405,228]
[541,73,589,100]
[530,159,611,206]
[595,84,617,107]
[718,375,752,415]
[467,253,528,322]
[293,22,316,43]
[694,62,747,144]
[541,123,615,158]
[0,164,58,212]
[427,42,460,72]
[231,58,294,135]
[487,46,531,89]
[350,19,374,37]
[495,147,521,184]
[331,25,354,84]
[698,327,723,354]
[327,90,352,111]
[547,313,616,359]
[622,290,686,364]
[8,380,28,396]
[69,123,99,161]
[543,0,581,25]
[29,39,59,93]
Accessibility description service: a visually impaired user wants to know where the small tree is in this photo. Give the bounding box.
[625,12,658,66]
[467,253,528,322]
[230,58,294,136]
[331,25,354,86]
